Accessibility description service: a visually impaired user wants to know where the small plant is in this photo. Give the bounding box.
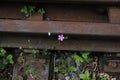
[54,66,59,73]
[72,51,90,64]
[72,53,84,63]
[0,48,14,69]
[0,48,6,57]
[18,47,39,79]
[79,70,96,80]
[54,59,76,74]
[25,67,38,79]
[25,67,33,74]
[38,8,46,15]
[21,5,46,17]
[67,66,77,72]
[40,48,48,55]
[21,6,36,17]
[31,49,39,58]
[59,59,67,74]
[81,51,90,62]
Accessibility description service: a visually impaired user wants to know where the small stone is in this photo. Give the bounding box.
[111,78,116,80]
[57,73,64,79]
[48,32,51,36]
[65,76,70,80]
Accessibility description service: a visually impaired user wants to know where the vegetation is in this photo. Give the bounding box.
[0,48,14,69]
[21,6,36,17]
[79,70,96,80]
[21,6,45,17]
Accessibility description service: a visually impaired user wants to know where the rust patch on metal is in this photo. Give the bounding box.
[0,4,25,19]
[45,5,108,22]
[0,34,120,52]
[109,7,120,23]
[102,54,120,73]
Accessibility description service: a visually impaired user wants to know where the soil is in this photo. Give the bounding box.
[0,65,13,80]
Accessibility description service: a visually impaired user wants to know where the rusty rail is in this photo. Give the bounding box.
[0,19,120,37]
[0,33,120,52]
[0,19,120,52]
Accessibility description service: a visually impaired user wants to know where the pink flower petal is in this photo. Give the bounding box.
[58,34,65,41]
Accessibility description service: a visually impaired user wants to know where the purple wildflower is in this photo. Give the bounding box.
[58,34,65,41]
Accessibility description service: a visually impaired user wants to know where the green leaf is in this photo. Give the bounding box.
[9,60,14,64]
[54,66,59,72]
[79,74,86,79]
[91,78,96,80]
[85,70,90,79]
[3,60,8,65]
[49,45,56,49]
[60,69,67,74]
[21,6,36,17]
[61,59,66,66]
[38,8,45,15]
[68,66,76,72]
[29,6,35,12]
[101,77,107,80]
[0,48,6,57]
[25,67,33,74]
[41,48,48,55]
[6,54,14,64]
[21,6,28,14]
[32,71,38,78]
[32,49,37,54]
[79,70,90,80]
[72,53,83,63]
[6,54,13,60]
[31,49,38,58]
[28,6,36,16]
[81,51,90,62]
